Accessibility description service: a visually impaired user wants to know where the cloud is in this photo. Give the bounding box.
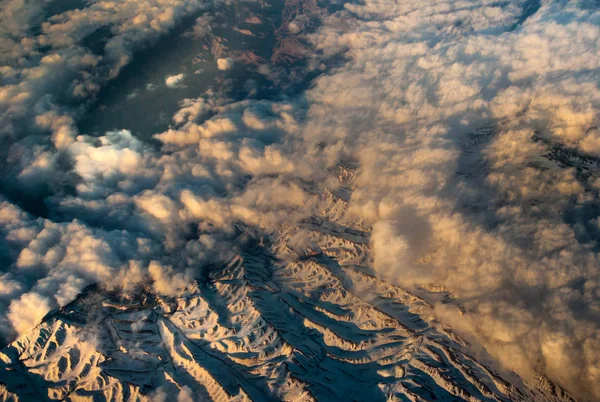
[299,0,600,398]
[151,385,195,402]
[7,292,52,335]
[0,198,162,339]
[217,57,234,71]
[148,261,193,295]
[0,0,210,151]
[1,0,600,399]
[165,73,186,88]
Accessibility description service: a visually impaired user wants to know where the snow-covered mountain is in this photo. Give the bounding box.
[1,0,600,400]
[0,178,575,401]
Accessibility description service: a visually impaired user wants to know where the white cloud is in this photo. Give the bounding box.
[217,57,234,71]
[1,0,600,399]
[299,0,600,398]
[165,73,186,88]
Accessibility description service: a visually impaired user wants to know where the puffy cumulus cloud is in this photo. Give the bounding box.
[2,0,600,399]
[148,261,193,296]
[68,129,159,198]
[171,93,223,125]
[0,0,303,345]
[295,0,600,398]
[0,89,313,340]
[165,73,186,88]
[0,0,209,142]
[0,197,162,339]
[0,0,222,229]
[217,57,234,71]
[7,293,52,336]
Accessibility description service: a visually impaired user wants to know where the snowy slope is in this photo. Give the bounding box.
[0,170,575,401]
